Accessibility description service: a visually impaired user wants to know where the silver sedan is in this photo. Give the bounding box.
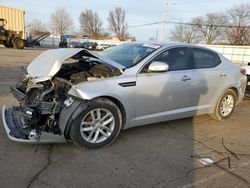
[2,42,247,149]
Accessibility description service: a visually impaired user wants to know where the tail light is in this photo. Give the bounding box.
[240,69,246,75]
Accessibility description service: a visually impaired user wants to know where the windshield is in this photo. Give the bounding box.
[100,43,161,68]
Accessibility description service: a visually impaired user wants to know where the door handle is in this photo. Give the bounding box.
[220,73,227,77]
[181,75,191,82]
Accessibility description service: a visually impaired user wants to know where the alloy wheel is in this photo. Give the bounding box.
[220,94,235,117]
[80,108,115,143]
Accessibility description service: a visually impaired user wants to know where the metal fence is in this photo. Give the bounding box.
[37,37,250,66]
[201,44,250,65]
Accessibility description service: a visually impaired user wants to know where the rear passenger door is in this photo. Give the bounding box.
[187,48,225,111]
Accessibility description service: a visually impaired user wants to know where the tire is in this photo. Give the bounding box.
[13,37,25,49]
[3,42,12,48]
[70,98,122,149]
[211,89,237,121]
[245,85,250,99]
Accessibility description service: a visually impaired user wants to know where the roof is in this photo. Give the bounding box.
[131,40,192,47]
[129,41,220,54]
[0,5,25,13]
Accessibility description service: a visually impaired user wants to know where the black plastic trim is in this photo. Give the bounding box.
[119,81,136,87]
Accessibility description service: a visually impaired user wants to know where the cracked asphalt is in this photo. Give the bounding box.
[0,48,250,188]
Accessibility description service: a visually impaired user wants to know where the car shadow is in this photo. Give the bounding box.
[113,69,209,187]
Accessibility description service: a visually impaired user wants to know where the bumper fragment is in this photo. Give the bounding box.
[10,85,26,101]
[2,105,67,144]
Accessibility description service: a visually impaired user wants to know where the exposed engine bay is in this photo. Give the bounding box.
[6,51,121,142]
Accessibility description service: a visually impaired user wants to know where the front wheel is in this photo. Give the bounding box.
[70,98,122,149]
[211,89,237,121]
[13,37,25,49]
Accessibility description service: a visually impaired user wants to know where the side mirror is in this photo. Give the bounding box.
[148,61,169,72]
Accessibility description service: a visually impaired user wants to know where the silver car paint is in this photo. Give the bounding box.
[2,42,247,144]
[68,43,247,129]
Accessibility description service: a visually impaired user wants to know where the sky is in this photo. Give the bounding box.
[1,0,250,40]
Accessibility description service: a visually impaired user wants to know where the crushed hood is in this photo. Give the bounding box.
[27,48,124,83]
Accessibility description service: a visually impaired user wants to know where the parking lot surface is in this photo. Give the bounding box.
[0,48,250,188]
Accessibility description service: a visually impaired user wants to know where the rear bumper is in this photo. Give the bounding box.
[2,105,67,144]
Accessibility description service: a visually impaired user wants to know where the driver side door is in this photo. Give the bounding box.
[134,47,193,125]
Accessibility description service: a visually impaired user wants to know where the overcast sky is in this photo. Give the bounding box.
[1,0,250,40]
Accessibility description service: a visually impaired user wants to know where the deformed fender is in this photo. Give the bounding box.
[59,100,89,140]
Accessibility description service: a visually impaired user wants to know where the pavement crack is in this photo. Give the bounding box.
[167,125,250,186]
[130,160,159,183]
[168,125,225,157]
[213,162,250,185]
[165,157,250,187]
[221,137,239,160]
[165,165,210,186]
[165,157,228,187]
[26,144,53,188]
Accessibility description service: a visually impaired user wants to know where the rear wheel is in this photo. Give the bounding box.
[211,89,237,120]
[70,98,122,149]
[13,37,25,49]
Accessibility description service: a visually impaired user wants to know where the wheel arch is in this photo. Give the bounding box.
[220,86,239,102]
[229,87,238,97]
[210,86,238,120]
[61,95,127,140]
[94,96,127,128]
[211,86,239,113]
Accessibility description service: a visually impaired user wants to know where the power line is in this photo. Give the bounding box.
[128,21,162,28]
[168,21,250,29]
[128,20,250,29]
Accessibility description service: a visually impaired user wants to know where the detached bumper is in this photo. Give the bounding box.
[2,105,67,144]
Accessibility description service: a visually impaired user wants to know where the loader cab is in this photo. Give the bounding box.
[0,19,7,40]
[0,19,7,29]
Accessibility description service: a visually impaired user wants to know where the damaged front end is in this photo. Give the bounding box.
[2,48,122,143]
[3,77,68,143]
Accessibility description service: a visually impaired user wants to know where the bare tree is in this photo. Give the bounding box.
[131,36,136,41]
[79,9,108,39]
[192,13,228,44]
[26,19,48,34]
[108,7,130,41]
[50,8,74,36]
[226,3,250,45]
[170,24,198,43]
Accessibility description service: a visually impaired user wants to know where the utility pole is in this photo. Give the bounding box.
[155,29,159,40]
[160,0,168,41]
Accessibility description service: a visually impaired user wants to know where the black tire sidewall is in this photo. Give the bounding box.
[70,99,122,149]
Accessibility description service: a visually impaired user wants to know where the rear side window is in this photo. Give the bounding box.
[189,48,221,69]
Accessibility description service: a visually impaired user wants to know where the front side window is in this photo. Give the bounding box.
[153,47,187,71]
[190,48,221,69]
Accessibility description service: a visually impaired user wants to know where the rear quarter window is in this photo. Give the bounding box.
[190,48,221,69]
